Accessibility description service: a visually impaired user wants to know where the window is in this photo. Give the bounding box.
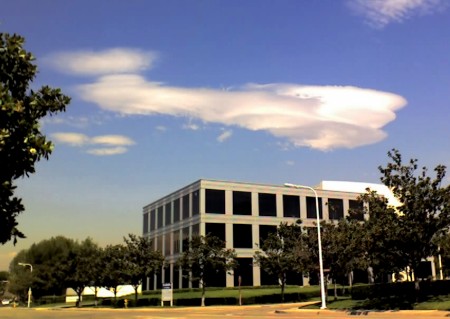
[192,224,200,237]
[192,191,200,216]
[182,227,190,252]
[205,189,225,214]
[328,198,344,220]
[233,224,252,248]
[164,233,171,256]
[157,207,163,228]
[173,230,180,254]
[258,193,276,217]
[259,225,277,247]
[143,213,149,234]
[233,191,252,215]
[165,203,172,226]
[182,194,190,219]
[306,196,323,219]
[349,200,364,221]
[283,195,300,218]
[234,258,253,286]
[173,198,180,223]
[157,235,163,252]
[150,209,156,231]
[205,223,226,244]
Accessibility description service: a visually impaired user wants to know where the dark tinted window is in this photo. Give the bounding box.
[205,189,225,214]
[233,191,252,215]
[192,191,200,216]
[306,196,323,219]
[173,198,180,223]
[349,200,364,221]
[233,224,252,248]
[234,258,253,286]
[258,193,276,216]
[182,194,190,219]
[328,198,344,220]
[165,203,172,226]
[143,213,149,234]
[205,223,226,243]
[157,206,163,228]
[192,224,200,237]
[283,195,300,218]
[150,210,156,231]
[182,227,190,252]
[259,225,277,247]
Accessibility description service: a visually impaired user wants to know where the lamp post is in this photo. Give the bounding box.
[18,262,33,308]
[284,183,326,309]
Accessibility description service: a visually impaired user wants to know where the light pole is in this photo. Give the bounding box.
[18,262,33,308]
[284,183,327,309]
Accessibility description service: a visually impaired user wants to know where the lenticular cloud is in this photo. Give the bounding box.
[77,75,406,150]
[50,49,407,151]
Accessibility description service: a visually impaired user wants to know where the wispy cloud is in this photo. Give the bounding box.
[49,50,407,151]
[347,0,448,28]
[46,48,157,76]
[52,133,135,155]
[217,130,233,143]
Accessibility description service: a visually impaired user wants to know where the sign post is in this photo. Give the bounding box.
[161,283,173,307]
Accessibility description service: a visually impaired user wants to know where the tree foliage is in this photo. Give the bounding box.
[123,234,164,304]
[379,149,450,279]
[0,33,70,244]
[177,234,236,306]
[254,220,307,301]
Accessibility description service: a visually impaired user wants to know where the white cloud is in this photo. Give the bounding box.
[51,132,90,146]
[76,75,406,150]
[286,160,295,166]
[47,48,157,76]
[51,49,407,151]
[52,132,135,155]
[86,147,128,156]
[348,0,448,28]
[155,125,167,132]
[217,130,233,143]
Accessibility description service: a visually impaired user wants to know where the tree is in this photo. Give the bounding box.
[254,221,307,301]
[123,234,164,304]
[0,271,9,296]
[8,236,77,299]
[177,234,236,306]
[101,244,129,303]
[378,149,450,283]
[66,238,101,307]
[0,33,70,244]
[359,191,405,282]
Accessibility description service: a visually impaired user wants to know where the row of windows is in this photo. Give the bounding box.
[205,189,361,219]
[144,189,363,234]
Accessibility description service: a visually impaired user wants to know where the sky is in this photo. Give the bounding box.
[1,0,449,270]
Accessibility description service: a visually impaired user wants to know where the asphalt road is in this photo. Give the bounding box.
[1,304,450,319]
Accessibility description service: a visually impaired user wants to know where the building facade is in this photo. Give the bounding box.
[142,179,386,290]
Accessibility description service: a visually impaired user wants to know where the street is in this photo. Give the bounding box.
[1,304,450,319]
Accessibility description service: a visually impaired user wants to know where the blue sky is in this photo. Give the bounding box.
[1,0,449,269]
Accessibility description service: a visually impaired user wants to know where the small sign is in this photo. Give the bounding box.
[161,283,173,306]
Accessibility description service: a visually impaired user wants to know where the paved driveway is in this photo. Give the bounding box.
[1,304,450,319]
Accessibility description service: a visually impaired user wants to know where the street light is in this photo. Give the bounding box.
[18,262,33,308]
[284,183,327,309]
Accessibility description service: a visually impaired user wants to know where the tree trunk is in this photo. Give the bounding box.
[281,282,285,302]
[134,284,139,305]
[94,286,98,307]
[201,281,206,307]
[76,287,83,308]
[334,281,337,301]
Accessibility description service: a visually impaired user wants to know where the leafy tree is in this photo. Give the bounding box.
[66,238,100,307]
[0,271,9,296]
[358,191,405,282]
[0,33,70,244]
[123,234,164,304]
[254,221,307,301]
[102,244,129,303]
[177,234,236,306]
[9,236,77,299]
[379,149,450,283]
